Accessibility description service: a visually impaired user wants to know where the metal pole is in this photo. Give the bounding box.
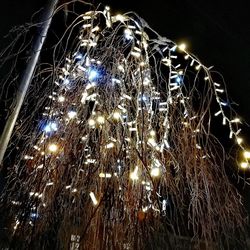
[0,0,59,165]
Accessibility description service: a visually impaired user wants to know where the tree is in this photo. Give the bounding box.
[0,2,248,249]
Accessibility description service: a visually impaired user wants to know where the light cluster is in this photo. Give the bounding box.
[0,3,247,249]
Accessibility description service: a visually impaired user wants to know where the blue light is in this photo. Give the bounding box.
[43,121,58,133]
[176,76,183,85]
[64,78,70,85]
[139,94,149,102]
[124,29,133,40]
[30,212,39,219]
[75,53,83,60]
[88,69,99,81]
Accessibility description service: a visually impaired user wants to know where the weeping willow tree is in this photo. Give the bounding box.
[0,1,248,249]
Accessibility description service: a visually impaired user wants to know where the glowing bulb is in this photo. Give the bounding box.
[44,122,58,133]
[236,137,243,145]
[88,119,96,127]
[97,116,105,124]
[178,43,186,51]
[243,151,250,159]
[195,64,201,70]
[75,53,83,60]
[231,118,241,123]
[124,28,133,40]
[150,167,161,177]
[149,130,156,137]
[148,137,157,147]
[58,95,65,102]
[48,143,58,153]
[130,166,139,181]
[116,14,125,22]
[88,69,99,81]
[240,162,248,169]
[89,192,98,206]
[68,110,77,119]
[106,142,115,149]
[99,173,112,178]
[113,111,121,120]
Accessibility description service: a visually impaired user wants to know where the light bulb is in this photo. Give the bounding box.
[106,142,115,149]
[48,143,58,153]
[236,137,243,145]
[113,111,121,120]
[88,69,99,81]
[88,119,96,127]
[149,130,156,137]
[240,162,248,169]
[97,116,105,124]
[130,166,139,181]
[68,111,77,119]
[124,28,133,40]
[58,96,65,102]
[150,167,160,177]
[89,192,98,206]
[178,43,186,51]
[44,122,58,133]
[243,151,250,159]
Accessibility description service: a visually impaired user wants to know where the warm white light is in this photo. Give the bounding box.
[48,143,58,153]
[58,95,65,102]
[148,137,157,147]
[97,116,105,124]
[106,142,115,149]
[231,118,241,123]
[243,151,250,159]
[68,110,77,119]
[150,167,161,177]
[99,173,112,178]
[236,137,243,145]
[195,64,201,70]
[130,166,139,181]
[149,130,156,137]
[116,14,125,22]
[178,43,186,51]
[113,111,121,120]
[240,162,248,169]
[89,192,98,206]
[88,119,96,127]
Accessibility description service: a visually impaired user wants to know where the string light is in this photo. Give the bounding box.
[58,95,65,102]
[150,167,161,177]
[44,121,58,133]
[67,110,77,119]
[178,43,186,51]
[96,116,105,124]
[113,111,121,120]
[130,166,139,181]
[88,119,96,127]
[89,192,98,206]
[48,143,58,153]
[243,151,250,159]
[124,28,133,40]
[1,5,247,249]
[88,69,99,81]
[240,162,248,169]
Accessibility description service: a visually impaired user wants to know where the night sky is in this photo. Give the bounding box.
[1,0,249,121]
[0,0,250,217]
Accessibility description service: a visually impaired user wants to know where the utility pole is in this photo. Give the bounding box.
[0,0,59,165]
